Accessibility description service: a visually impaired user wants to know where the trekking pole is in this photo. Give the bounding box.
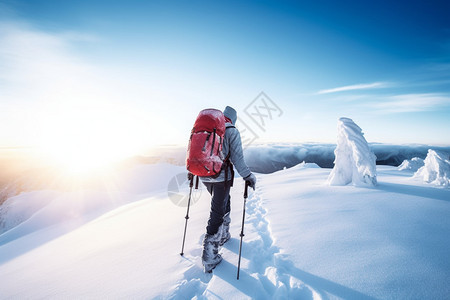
[180,173,196,256]
[237,180,250,280]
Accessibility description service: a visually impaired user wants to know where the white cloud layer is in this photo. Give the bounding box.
[317,82,388,94]
[372,93,450,113]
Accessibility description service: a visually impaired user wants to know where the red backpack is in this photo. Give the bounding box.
[186,109,227,177]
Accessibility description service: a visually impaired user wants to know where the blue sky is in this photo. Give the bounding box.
[1,0,449,154]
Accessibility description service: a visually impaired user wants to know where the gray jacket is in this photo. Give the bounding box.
[200,123,251,183]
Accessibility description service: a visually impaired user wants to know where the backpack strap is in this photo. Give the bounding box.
[223,125,235,188]
[223,152,234,188]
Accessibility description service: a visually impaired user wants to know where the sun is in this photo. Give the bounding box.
[35,102,148,176]
[41,135,121,175]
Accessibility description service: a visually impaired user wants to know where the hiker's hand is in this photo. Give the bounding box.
[187,172,194,181]
[244,173,256,190]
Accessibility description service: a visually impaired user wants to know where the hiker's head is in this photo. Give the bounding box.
[223,106,237,124]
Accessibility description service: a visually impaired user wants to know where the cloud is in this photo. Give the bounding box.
[317,82,388,94]
[0,21,102,103]
[371,93,450,113]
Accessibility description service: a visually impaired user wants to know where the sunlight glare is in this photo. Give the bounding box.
[35,102,149,176]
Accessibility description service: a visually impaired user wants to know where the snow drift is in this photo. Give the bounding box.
[328,117,377,186]
[414,149,450,187]
[398,157,425,171]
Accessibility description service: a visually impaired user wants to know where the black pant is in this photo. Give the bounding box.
[203,181,231,235]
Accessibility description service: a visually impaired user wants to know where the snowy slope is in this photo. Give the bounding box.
[0,163,449,299]
[261,165,450,299]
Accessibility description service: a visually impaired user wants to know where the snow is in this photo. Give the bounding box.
[1,160,450,299]
[398,157,424,171]
[262,164,450,299]
[414,149,450,187]
[0,163,183,241]
[328,117,377,186]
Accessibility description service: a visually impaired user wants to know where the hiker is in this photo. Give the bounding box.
[199,106,256,272]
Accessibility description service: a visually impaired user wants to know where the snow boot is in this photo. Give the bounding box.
[219,212,231,246]
[202,232,223,273]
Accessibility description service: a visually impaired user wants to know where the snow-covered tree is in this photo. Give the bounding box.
[328,117,377,186]
[398,157,424,171]
[414,149,450,187]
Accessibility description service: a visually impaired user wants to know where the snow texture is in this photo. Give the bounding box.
[398,157,425,171]
[1,161,450,299]
[414,149,450,187]
[328,117,377,186]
